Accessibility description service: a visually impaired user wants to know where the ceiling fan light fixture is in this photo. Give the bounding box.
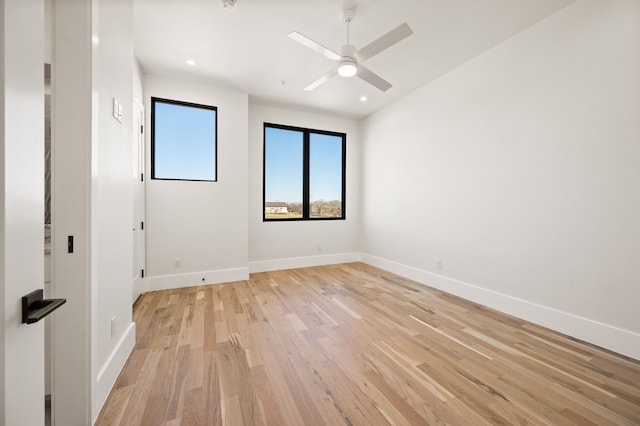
[338,60,357,78]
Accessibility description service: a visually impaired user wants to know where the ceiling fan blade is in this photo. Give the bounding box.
[288,32,342,62]
[357,65,392,92]
[356,23,413,61]
[304,68,339,91]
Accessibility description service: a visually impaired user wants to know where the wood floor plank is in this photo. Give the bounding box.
[202,351,222,425]
[96,263,640,425]
[116,348,162,426]
[96,385,135,426]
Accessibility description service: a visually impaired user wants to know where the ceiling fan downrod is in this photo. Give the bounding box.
[338,10,357,78]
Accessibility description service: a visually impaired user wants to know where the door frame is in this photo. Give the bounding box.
[50,0,93,423]
[132,99,146,303]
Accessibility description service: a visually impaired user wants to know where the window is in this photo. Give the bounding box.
[263,123,346,221]
[151,97,217,181]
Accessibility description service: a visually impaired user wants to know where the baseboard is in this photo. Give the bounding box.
[360,253,640,361]
[93,322,136,423]
[249,252,361,273]
[145,267,250,292]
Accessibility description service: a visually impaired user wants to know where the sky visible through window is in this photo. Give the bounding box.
[153,101,216,180]
[309,132,343,203]
[264,127,303,203]
[265,127,343,204]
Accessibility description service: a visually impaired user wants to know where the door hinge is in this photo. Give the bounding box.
[140,172,143,182]
[141,269,145,278]
[140,125,143,134]
[140,221,144,230]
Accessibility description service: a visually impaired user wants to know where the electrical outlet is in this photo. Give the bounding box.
[172,258,181,268]
[110,316,117,338]
[436,259,443,270]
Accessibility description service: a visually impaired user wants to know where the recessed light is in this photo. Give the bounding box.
[186,59,197,66]
[360,95,368,102]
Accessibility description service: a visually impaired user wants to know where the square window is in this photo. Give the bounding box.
[151,97,217,181]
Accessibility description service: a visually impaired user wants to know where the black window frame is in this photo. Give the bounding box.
[263,122,346,222]
[151,96,218,182]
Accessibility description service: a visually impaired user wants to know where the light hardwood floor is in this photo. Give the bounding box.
[96,263,640,425]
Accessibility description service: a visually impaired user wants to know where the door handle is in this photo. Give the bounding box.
[21,289,66,324]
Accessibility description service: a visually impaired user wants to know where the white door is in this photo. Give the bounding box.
[132,101,146,303]
[0,0,46,424]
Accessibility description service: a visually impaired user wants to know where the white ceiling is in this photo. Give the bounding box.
[133,0,574,120]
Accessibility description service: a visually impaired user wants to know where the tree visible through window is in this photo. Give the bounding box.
[263,123,345,221]
[151,97,217,181]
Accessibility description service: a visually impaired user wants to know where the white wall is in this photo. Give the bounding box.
[144,75,249,290]
[248,104,361,272]
[0,0,45,424]
[92,0,136,419]
[360,0,640,359]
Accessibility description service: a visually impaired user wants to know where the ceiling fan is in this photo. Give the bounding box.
[288,9,413,92]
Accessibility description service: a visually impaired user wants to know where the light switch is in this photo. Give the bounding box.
[112,98,118,120]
